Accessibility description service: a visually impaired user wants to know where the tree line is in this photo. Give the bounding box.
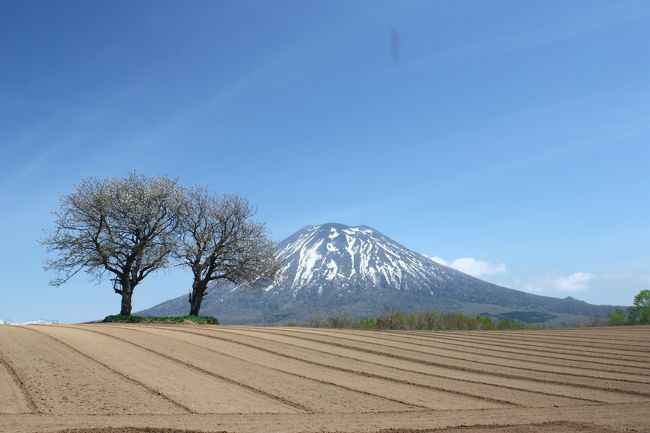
[308,295,650,330]
[607,289,650,325]
[42,173,280,317]
[304,308,541,331]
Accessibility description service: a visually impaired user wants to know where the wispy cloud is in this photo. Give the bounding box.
[553,272,595,292]
[600,272,650,286]
[305,112,650,224]
[518,272,596,293]
[427,256,507,278]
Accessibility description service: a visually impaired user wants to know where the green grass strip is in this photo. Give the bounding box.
[103,314,219,324]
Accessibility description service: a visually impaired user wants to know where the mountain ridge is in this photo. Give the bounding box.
[139,223,614,324]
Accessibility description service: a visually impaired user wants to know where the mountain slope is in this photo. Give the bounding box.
[139,223,613,324]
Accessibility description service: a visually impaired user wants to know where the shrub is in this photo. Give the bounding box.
[103,315,219,324]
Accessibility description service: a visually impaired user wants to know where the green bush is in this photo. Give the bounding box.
[496,319,516,330]
[607,307,627,326]
[103,315,219,324]
[607,289,650,326]
[629,289,650,324]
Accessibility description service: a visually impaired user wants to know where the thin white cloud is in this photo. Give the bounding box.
[519,272,596,293]
[428,256,507,278]
[553,272,595,292]
[427,256,449,266]
[600,272,650,285]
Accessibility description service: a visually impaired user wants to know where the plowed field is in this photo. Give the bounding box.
[1,325,649,433]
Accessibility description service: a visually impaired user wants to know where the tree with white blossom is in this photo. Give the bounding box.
[42,173,183,316]
[178,188,280,316]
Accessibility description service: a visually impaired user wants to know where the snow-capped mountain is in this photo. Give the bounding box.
[140,223,614,324]
[272,223,456,296]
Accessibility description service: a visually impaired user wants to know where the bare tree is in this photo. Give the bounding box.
[179,188,280,316]
[42,173,183,316]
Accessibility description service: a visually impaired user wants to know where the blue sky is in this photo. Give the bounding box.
[1,0,649,323]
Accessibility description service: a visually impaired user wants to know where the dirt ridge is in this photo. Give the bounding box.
[98,325,429,411]
[69,326,313,413]
[404,331,650,363]
[24,326,195,414]
[166,326,607,404]
[313,328,650,374]
[383,330,650,367]
[0,350,38,413]
[3,324,650,433]
[141,325,519,408]
[235,328,650,397]
[260,327,650,383]
[406,330,650,355]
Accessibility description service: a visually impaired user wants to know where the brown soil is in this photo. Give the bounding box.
[196,327,645,403]
[133,326,593,407]
[0,325,648,433]
[236,327,650,395]
[49,421,637,433]
[330,328,650,374]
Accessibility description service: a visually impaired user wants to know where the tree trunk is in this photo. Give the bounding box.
[119,275,133,316]
[120,290,133,316]
[188,279,207,316]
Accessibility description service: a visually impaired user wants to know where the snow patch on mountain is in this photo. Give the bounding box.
[0,319,59,325]
[269,223,458,297]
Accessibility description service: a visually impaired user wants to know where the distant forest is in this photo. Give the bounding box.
[304,290,650,331]
[303,309,544,331]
